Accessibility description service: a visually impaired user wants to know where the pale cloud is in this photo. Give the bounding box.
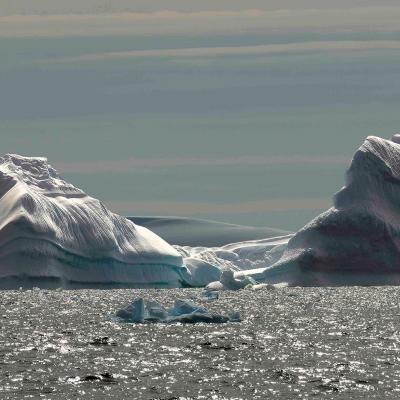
[0,9,264,23]
[104,198,331,215]
[1,1,399,16]
[2,1,398,16]
[2,7,400,37]
[46,41,400,64]
[53,155,349,174]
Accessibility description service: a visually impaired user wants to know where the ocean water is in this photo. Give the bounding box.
[1,287,400,399]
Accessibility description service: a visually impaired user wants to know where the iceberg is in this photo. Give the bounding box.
[0,154,186,288]
[115,297,241,324]
[205,269,255,291]
[183,135,400,288]
[176,235,291,278]
[115,298,145,323]
[175,235,292,288]
[0,153,287,289]
[262,135,400,286]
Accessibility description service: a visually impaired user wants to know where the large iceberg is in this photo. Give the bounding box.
[261,136,400,286]
[0,154,186,288]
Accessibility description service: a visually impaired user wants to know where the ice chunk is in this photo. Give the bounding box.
[115,298,145,323]
[204,281,225,291]
[183,257,222,287]
[169,298,208,316]
[145,300,168,321]
[200,290,219,300]
[220,269,255,289]
[205,269,256,291]
[115,297,240,324]
[250,283,276,291]
[227,311,242,322]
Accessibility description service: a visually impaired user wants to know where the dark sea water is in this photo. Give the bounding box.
[1,287,400,399]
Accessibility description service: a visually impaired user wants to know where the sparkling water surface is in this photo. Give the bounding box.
[1,287,400,399]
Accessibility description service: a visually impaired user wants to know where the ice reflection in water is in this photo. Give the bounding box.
[0,287,400,398]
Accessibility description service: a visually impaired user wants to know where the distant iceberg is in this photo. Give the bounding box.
[0,154,186,288]
[115,297,241,324]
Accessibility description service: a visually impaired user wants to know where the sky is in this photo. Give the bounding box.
[1,1,400,230]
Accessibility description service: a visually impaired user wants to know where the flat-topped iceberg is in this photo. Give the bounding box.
[0,154,186,288]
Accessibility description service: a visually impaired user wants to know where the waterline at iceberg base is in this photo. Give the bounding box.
[2,135,400,288]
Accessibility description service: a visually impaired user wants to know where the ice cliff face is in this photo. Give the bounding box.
[264,136,400,286]
[0,154,185,287]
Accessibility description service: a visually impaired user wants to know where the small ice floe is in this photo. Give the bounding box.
[88,337,117,346]
[115,298,241,324]
[249,283,276,291]
[227,311,241,322]
[205,269,255,291]
[200,290,219,300]
[115,298,145,323]
[169,298,208,316]
[145,300,169,321]
[66,373,117,384]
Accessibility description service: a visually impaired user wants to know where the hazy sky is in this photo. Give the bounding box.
[1,1,400,230]
[2,0,400,14]
[2,4,400,37]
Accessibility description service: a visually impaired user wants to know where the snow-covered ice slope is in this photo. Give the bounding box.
[262,136,400,286]
[0,154,186,288]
